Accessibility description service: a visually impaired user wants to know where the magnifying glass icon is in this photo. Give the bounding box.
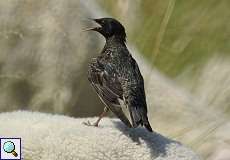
[3,141,18,157]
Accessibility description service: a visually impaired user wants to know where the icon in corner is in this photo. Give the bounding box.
[0,138,21,160]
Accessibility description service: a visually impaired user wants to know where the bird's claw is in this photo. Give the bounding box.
[82,120,92,126]
[82,120,99,127]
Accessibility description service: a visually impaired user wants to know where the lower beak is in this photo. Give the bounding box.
[82,27,97,32]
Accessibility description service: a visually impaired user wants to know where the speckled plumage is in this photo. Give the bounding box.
[87,18,152,132]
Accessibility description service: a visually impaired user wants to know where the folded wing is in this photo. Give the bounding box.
[88,59,132,127]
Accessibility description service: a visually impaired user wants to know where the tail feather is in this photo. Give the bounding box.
[130,107,141,127]
[144,119,153,132]
[110,106,133,128]
[129,107,153,132]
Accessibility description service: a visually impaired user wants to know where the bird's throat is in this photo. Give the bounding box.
[106,35,126,45]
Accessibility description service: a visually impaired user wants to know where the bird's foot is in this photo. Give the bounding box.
[82,120,99,127]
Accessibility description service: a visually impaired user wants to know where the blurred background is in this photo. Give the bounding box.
[0,0,230,159]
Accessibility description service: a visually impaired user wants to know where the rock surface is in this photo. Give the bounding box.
[0,111,201,160]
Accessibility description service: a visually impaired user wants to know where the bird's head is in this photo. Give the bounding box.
[85,18,126,42]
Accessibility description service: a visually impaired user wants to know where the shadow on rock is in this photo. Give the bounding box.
[113,121,180,158]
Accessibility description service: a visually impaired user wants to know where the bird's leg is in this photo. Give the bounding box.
[93,107,109,126]
[83,107,109,127]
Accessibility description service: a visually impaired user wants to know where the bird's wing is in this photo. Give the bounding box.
[88,59,132,127]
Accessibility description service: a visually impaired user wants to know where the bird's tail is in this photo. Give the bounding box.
[129,107,153,132]
[143,118,153,132]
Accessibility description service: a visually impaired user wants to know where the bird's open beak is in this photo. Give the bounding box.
[83,19,102,32]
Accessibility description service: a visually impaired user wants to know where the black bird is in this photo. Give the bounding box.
[84,18,153,132]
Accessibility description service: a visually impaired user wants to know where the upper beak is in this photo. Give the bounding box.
[83,18,101,32]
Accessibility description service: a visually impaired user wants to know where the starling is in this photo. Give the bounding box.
[84,18,153,132]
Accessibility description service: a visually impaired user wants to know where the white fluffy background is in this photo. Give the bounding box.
[0,111,200,160]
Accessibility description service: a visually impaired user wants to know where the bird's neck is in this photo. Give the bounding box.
[101,35,127,55]
[105,35,126,47]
